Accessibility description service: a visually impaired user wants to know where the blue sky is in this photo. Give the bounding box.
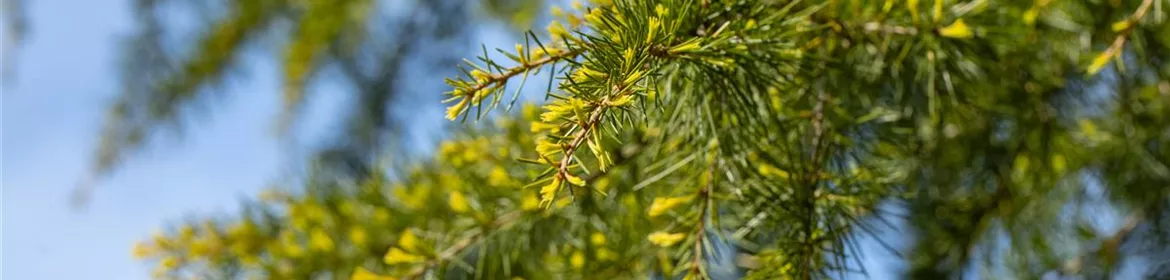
[0,1,911,279]
[2,0,287,278]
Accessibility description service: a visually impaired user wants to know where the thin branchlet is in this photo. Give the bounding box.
[446,48,584,120]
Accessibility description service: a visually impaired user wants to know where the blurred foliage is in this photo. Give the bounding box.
[136,105,700,279]
[93,0,543,180]
[130,0,1170,279]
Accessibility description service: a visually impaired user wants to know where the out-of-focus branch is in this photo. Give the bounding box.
[401,140,646,279]
[1058,197,1168,276]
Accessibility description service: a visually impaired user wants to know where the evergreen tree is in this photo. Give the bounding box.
[90,0,541,181]
[128,0,1170,279]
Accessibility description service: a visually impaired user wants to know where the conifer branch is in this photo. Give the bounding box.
[861,22,918,35]
[1088,0,1155,75]
[446,48,584,120]
[689,157,715,278]
[403,141,644,279]
[129,1,1170,278]
[556,99,608,184]
[402,211,521,280]
[468,49,581,97]
[553,80,638,194]
[798,82,831,278]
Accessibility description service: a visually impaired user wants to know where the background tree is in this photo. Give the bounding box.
[90,0,541,182]
[127,0,1170,279]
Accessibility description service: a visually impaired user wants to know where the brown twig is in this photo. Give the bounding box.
[455,49,583,101]
[862,22,919,35]
[690,156,716,278]
[554,80,640,196]
[1092,0,1155,74]
[557,99,609,181]
[797,82,831,278]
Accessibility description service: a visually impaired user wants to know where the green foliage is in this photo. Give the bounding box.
[93,0,543,180]
[135,106,703,279]
[99,0,286,175]
[132,0,1170,279]
[280,0,372,130]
